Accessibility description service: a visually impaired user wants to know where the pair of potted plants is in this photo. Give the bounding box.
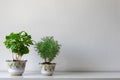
[4,31,61,76]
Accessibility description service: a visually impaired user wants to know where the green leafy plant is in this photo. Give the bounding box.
[35,36,61,64]
[4,31,33,60]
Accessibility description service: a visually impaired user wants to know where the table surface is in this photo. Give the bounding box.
[0,71,120,78]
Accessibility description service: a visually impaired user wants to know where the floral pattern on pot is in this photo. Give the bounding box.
[6,60,27,76]
[40,63,56,76]
[7,60,27,70]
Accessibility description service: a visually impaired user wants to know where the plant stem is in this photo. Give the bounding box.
[18,55,21,60]
[16,54,18,60]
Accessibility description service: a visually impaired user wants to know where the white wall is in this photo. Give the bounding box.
[0,0,120,71]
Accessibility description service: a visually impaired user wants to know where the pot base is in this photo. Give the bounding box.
[42,74,52,76]
[11,74,22,76]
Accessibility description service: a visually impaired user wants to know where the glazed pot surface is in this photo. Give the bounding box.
[40,63,56,76]
[6,60,27,76]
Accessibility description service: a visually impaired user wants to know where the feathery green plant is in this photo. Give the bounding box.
[35,36,60,63]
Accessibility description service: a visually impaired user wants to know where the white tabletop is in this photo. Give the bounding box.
[0,71,120,80]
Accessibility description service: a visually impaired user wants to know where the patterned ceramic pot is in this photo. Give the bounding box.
[40,63,56,76]
[6,60,27,76]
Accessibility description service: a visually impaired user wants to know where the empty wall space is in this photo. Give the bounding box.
[0,0,120,71]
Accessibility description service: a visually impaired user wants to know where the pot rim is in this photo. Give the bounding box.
[39,63,56,65]
[6,60,27,62]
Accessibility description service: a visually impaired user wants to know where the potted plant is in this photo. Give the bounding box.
[4,31,33,76]
[34,36,61,76]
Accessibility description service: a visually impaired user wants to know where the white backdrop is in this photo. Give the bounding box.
[0,0,120,71]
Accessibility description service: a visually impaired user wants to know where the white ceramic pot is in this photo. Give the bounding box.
[40,63,56,76]
[6,60,27,76]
